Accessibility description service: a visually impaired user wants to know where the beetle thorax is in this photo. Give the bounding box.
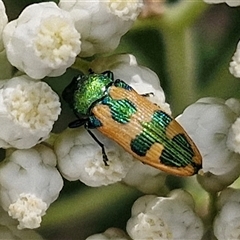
[73,74,113,116]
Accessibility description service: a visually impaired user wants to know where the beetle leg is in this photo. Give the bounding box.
[86,129,109,166]
[114,79,133,91]
[68,118,87,128]
[102,70,114,80]
[141,92,154,97]
[88,69,114,80]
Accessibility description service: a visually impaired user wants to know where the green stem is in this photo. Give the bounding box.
[0,50,14,80]
[40,183,140,230]
[160,0,208,30]
[199,46,239,99]
[133,0,208,31]
[207,191,218,239]
[160,1,208,114]
[163,27,197,114]
[132,1,208,114]
[71,57,91,74]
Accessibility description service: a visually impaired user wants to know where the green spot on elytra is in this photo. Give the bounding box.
[131,110,194,168]
[131,110,171,156]
[101,96,137,124]
[160,133,194,167]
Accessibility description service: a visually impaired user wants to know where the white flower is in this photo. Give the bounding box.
[0,0,7,51]
[8,193,47,230]
[0,0,13,81]
[86,228,130,240]
[214,188,240,240]
[122,161,168,194]
[3,2,81,79]
[230,41,240,78]
[0,206,43,239]
[0,145,63,229]
[59,0,143,57]
[106,0,143,21]
[90,54,171,114]
[203,0,240,6]
[55,128,134,187]
[126,190,204,240]
[177,97,240,192]
[0,75,61,149]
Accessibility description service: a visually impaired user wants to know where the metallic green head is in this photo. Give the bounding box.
[62,71,114,117]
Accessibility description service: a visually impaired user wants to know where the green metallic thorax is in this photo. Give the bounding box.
[73,74,113,116]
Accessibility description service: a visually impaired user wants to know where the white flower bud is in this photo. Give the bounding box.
[59,0,143,57]
[8,193,47,230]
[3,2,81,79]
[0,206,43,239]
[204,0,240,6]
[226,99,240,154]
[126,190,203,240]
[106,0,143,21]
[230,41,240,78]
[86,228,130,240]
[90,54,171,114]
[0,0,13,81]
[0,0,7,51]
[122,161,168,194]
[55,128,134,187]
[214,188,240,240]
[0,145,63,229]
[0,75,61,149]
[177,97,240,192]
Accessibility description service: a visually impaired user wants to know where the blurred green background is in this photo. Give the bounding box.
[2,0,240,239]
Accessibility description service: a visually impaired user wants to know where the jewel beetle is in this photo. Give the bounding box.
[62,71,202,176]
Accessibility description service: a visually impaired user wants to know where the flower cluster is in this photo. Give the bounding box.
[85,92,240,239]
[87,190,204,240]
[3,2,81,79]
[0,0,155,232]
[177,98,240,192]
[0,0,7,51]
[2,0,143,80]
[59,0,143,57]
[203,0,240,6]
[214,188,240,239]
[55,127,134,187]
[0,75,61,149]
[0,0,240,239]
[0,145,63,229]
